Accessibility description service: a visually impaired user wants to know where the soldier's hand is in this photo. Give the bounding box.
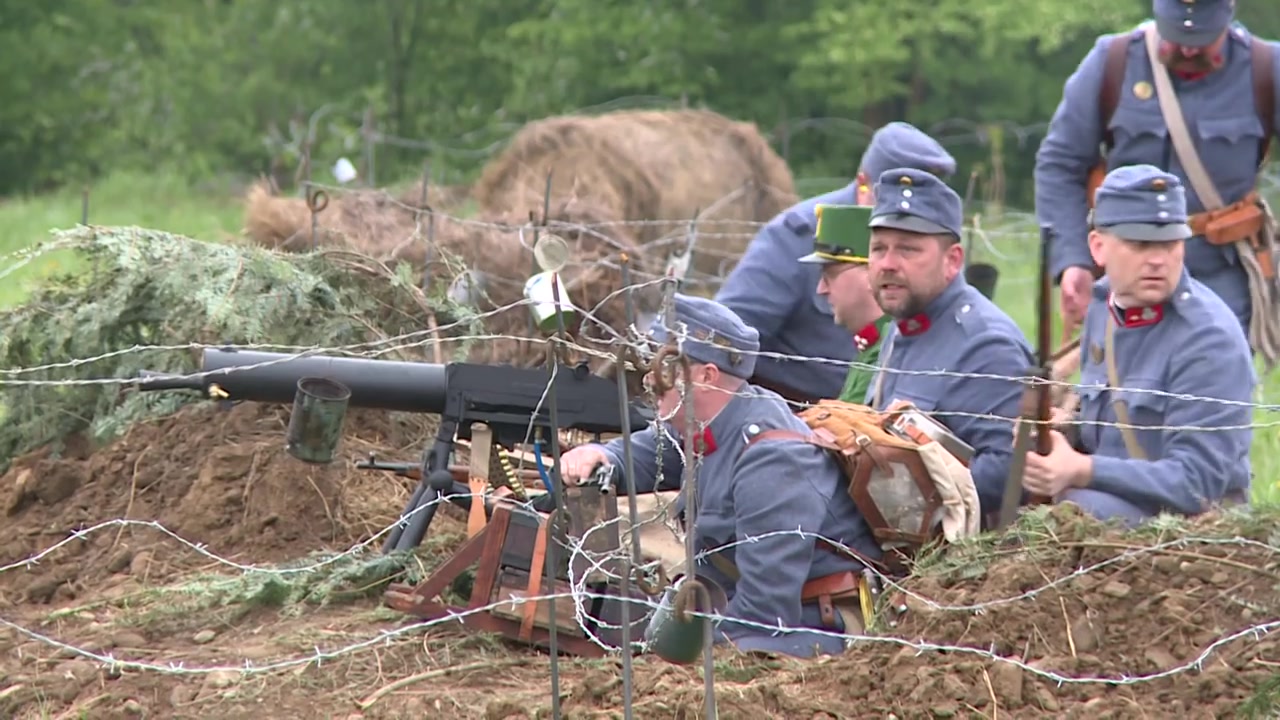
[1059,266,1095,328]
[1022,430,1090,497]
[558,446,609,486]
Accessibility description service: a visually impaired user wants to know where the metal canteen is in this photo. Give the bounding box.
[644,574,727,665]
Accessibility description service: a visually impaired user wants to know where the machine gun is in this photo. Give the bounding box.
[136,343,658,656]
[999,224,1056,528]
[137,347,652,547]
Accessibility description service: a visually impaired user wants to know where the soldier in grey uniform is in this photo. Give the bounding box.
[715,122,956,405]
[557,293,881,657]
[1035,0,1278,343]
[1021,165,1255,526]
[863,168,1035,518]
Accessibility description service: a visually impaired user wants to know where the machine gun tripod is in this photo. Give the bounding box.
[135,347,663,656]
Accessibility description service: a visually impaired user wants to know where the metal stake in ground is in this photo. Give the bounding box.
[613,252,644,720]
[537,234,573,720]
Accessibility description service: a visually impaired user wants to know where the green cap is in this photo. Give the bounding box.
[798,204,873,265]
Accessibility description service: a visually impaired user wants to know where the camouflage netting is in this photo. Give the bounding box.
[0,224,482,470]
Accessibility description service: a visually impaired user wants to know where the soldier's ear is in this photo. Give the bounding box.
[1087,229,1107,268]
[944,237,965,275]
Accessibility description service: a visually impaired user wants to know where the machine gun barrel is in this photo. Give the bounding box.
[136,348,447,413]
[135,348,652,435]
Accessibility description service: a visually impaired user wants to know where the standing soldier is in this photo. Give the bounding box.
[796,204,887,404]
[716,122,956,406]
[1035,0,1280,367]
[863,168,1035,518]
[1021,165,1255,525]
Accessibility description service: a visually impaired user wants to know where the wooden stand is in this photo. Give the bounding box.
[384,485,653,657]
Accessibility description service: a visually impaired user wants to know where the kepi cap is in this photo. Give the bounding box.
[647,294,760,379]
[868,168,964,239]
[798,204,873,265]
[1091,164,1192,242]
[858,122,957,182]
[1153,0,1235,48]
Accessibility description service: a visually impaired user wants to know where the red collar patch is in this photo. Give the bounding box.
[854,321,881,351]
[693,426,717,455]
[897,314,930,336]
[1111,301,1164,328]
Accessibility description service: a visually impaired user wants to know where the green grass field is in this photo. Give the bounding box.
[1,171,1277,505]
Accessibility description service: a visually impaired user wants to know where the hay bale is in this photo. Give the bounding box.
[472,109,797,283]
[242,179,470,264]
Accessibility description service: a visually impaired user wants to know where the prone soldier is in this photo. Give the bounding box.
[862,168,1035,518]
[1020,165,1255,525]
[557,294,882,657]
[1035,0,1280,365]
[716,122,956,405]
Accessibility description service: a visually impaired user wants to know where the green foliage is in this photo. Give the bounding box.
[100,549,435,629]
[0,225,478,469]
[14,1,1280,202]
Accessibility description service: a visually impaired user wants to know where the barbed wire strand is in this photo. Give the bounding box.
[4,132,1280,713]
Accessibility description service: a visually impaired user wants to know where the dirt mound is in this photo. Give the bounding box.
[5,475,1275,718]
[546,504,1280,718]
[242,179,471,262]
[474,108,797,284]
[0,402,434,605]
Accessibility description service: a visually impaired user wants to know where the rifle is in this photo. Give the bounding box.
[998,224,1056,529]
[135,348,654,553]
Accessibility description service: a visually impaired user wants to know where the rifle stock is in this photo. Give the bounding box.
[999,225,1056,527]
[1028,224,1056,501]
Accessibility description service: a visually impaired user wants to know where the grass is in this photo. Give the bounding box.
[0,171,1277,505]
[0,170,243,307]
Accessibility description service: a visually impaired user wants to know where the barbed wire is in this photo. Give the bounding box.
[0,281,1276,423]
[1,494,1276,689]
[5,127,1280,715]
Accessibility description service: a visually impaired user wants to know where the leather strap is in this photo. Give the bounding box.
[1143,22,1226,211]
[1252,37,1275,165]
[1103,312,1148,461]
[1100,30,1139,150]
[520,518,551,641]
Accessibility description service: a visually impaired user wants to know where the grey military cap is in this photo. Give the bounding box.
[1092,164,1192,242]
[1153,0,1235,48]
[868,168,964,239]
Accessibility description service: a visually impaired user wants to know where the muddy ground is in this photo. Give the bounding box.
[1,403,1278,719]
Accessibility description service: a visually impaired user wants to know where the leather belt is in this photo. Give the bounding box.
[801,570,868,633]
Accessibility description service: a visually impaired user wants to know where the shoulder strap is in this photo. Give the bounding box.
[1103,313,1147,460]
[740,429,811,457]
[1251,36,1275,165]
[1100,31,1137,149]
[1144,23,1227,210]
